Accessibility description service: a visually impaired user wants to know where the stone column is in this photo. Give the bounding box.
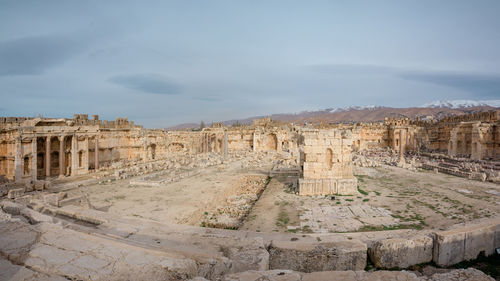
[393,130,397,150]
[45,137,51,178]
[224,131,228,157]
[59,136,64,176]
[32,137,37,180]
[84,137,89,173]
[14,137,23,182]
[94,137,99,170]
[71,135,77,176]
[399,130,405,161]
[252,133,257,152]
[205,134,208,153]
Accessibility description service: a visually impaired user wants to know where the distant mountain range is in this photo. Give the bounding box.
[421,99,500,108]
[168,100,500,130]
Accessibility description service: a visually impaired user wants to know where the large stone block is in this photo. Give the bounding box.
[43,193,59,207]
[368,235,433,269]
[7,188,24,199]
[20,208,53,224]
[433,220,499,266]
[0,200,22,215]
[268,240,366,272]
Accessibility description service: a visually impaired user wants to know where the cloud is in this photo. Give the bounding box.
[309,64,396,75]
[399,72,500,97]
[309,63,500,97]
[0,34,84,76]
[108,73,181,95]
[192,96,221,102]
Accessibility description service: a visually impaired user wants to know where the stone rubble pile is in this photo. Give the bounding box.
[204,177,269,229]
[418,152,500,183]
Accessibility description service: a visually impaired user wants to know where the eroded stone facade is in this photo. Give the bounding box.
[298,129,357,195]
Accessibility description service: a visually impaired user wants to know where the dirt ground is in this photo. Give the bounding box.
[242,165,500,233]
[66,159,272,226]
[67,158,499,233]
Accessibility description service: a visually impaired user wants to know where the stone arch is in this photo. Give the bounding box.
[264,133,278,151]
[326,148,333,170]
[149,143,156,159]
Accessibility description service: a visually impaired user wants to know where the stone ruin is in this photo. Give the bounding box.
[299,129,357,195]
[0,112,499,280]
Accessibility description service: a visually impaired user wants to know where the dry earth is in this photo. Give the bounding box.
[66,155,499,234]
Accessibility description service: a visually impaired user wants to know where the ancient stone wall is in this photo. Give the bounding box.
[299,129,357,196]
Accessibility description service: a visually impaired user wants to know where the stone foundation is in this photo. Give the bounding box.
[298,178,358,196]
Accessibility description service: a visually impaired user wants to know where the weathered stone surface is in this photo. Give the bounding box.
[43,193,59,207]
[433,220,499,266]
[224,269,494,281]
[369,235,433,269]
[425,268,494,281]
[0,257,67,281]
[224,270,302,281]
[34,180,46,191]
[20,208,53,224]
[58,195,86,207]
[299,129,357,196]
[7,188,24,199]
[55,205,108,225]
[225,237,269,273]
[0,200,22,215]
[268,240,366,272]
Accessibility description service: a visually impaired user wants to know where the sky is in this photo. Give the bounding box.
[1,1,500,128]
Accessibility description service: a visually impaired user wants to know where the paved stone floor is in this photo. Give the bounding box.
[299,204,397,232]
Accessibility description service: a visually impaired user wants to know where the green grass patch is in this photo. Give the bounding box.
[357,186,369,196]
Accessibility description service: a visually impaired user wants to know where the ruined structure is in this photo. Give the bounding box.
[1,112,499,281]
[1,111,499,184]
[299,129,357,195]
[0,114,166,182]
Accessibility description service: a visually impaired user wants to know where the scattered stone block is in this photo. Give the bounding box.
[433,220,499,266]
[7,188,24,199]
[20,208,53,224]
[59,195,86,207]
[43,194,59,207]
[0,200,23,215]
[24,181,34,192]
[268,240,366,272]
[368,235,433,269]
[34,180,46,191]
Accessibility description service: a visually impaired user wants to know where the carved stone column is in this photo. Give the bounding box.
[84,137,89,173]
[14,137,23,182]
[399,130,405,160]
[59,136,64,176]
[94,137,99,170]
[45,137,51,178]
[71,135,77,176]
[224,131,228,157]
[32,136,37,180]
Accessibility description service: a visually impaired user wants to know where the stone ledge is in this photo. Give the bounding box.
[268,240,366,272]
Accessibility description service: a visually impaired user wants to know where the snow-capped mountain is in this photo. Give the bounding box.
[329,105,382,113]
[421,100,500,109]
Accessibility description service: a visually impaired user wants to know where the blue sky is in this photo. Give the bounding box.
[1,0,499,127]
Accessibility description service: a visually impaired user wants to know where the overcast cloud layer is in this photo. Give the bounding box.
[1,1,499,127]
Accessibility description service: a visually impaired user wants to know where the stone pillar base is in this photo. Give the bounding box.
[299,178,358,196]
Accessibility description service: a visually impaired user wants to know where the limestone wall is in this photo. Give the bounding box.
[299,129,357,196]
